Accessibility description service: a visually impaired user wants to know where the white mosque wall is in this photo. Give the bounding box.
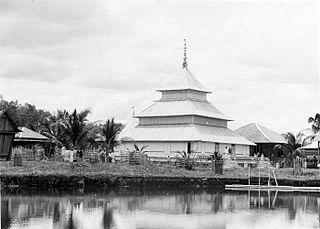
[139,116,193,125]
[193,116,227,127]
[138,116,227,127]
[235,145,250,157]
[160,90,207,102]
[116,141,250,157]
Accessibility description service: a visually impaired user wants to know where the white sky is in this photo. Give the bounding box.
[0,0,319,134]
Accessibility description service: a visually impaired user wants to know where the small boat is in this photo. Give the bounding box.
[225,184,320,192]
[225,167,320,193]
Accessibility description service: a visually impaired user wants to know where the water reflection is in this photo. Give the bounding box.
[1,187,320,229]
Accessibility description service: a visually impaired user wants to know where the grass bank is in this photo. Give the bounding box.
[1,161,320,188]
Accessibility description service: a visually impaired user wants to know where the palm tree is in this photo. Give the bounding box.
[133,144,148,154]
[41,111,70,147]
[95,118,123,153]
[41,120,65,147]
[60,109,90,149]
[274,132,311,167]
[308,113,320,134]
[176,150,196,170]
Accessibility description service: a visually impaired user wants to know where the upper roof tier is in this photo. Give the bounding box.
[157,68,211,93]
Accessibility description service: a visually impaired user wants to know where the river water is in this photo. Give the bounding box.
[1,186,320,229]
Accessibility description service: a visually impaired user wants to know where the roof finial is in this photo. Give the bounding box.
[182,39,188,69]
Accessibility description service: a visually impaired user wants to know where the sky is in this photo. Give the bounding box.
[0,0,319,134]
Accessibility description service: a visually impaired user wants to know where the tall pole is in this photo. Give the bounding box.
[268,168,271,186]
[317,141,320,168]
[248,166,251,185]
[258,167,261,186]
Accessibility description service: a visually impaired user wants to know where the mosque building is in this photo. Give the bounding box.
[118,40,254,157]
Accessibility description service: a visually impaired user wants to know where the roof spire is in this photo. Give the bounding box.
[182,39,188,69]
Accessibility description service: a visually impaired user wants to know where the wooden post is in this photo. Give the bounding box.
[318,141,320,167]
[258,167,261,186]
[268,190,271,209]
[272,170,278,186]
[268,168,271,186]
[248,166,251,185]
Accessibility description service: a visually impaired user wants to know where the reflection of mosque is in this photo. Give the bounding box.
[1,190,320,229]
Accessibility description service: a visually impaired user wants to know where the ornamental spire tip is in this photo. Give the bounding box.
[182,39,188,69]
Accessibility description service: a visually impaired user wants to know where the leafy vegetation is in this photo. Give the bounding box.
[0,98,123,152]
[308,113,320,134]
[274,132,311,167]
[96,118,123,153]
[176,150,196,170]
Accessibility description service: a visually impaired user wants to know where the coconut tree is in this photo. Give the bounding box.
[95,118,123,153]
[274,132,311,167]
[133,144,148,154]
[41,111,70,147]
[41,120,65,147]
[60,109,91,149]
[308,113,320,134]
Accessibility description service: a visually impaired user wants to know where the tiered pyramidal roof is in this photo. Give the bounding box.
[136,67,231,120]
[120,40,254,146]
[136,40,230,121]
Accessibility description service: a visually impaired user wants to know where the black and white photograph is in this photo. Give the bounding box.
[0,0,319,228]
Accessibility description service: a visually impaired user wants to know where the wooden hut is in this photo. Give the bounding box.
[234,123,286,159]
[0,110,20,160]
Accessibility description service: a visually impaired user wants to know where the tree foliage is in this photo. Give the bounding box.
[95,118,123,152]
[59,109,91,149]
[0,98,123,152]
[0,99,50,130]
[274,132,312,167]
[308,113,320,134]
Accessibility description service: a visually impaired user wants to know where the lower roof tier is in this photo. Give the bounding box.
[119,124,255,146]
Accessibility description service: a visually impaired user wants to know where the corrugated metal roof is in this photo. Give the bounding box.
[157,68,210,93]
[120,116,138,135]
[120,124,255,146]
[234,123,286,144]
[135,100,232,121]
[15,127,49,142]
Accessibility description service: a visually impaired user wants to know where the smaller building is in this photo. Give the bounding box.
[0,110,20,160]
[301,134,320,157]
[13,127,50,161]
[234,123,286,158]
[14,127,49,147]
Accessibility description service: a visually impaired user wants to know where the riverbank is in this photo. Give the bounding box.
[1,161,320,188]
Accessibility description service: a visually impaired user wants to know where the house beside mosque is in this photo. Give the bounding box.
[234,123,286,158]
[117,41,255,157]
[301,133,320,157]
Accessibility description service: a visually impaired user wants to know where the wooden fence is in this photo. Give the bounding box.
[12,147,45,161]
